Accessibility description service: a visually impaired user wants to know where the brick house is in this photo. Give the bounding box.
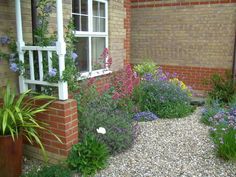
[0,0,131,162]
[0,0,235,162]
[131,0,236,90]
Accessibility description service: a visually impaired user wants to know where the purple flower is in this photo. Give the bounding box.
[48,68,57,77]
[200,108,207,114]
[172,72,178,78]
[9,63,19,72]
[43,4,52,13]
[0,35,10,45]
[71,52,78,61]
[229,108,236,116]
[144,73,153,81]
[133,111,159,121]
[133,72,138,78]
[209,127,216,132]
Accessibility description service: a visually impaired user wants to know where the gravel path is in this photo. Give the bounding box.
[96,108,236,177]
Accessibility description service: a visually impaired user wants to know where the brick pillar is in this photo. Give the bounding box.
[24,99,78,163]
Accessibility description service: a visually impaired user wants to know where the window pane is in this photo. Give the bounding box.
[92,37,106,70]
[100,18,105,32]
[73,15,80,31]
[81,0,88,14]
[93,1,99,16]
[81,16,88,31]
[72,0,80,13]
[75,37,89,72]
[100,3,105,17]
[93,17,99,32]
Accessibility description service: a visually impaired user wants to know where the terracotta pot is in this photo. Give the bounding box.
[0,134,23,177]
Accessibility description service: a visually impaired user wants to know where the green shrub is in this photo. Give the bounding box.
[21,164,72,177]
[79,95,134,154]
[67,135,109,176]
[134,79,193,118]
[207,72,235,103]
[74,83,99,116]
[210,124,236,161]
[133,61,157,77]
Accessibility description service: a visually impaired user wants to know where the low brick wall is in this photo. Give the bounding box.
[0,99,78,163]
[25,99,78,163]
[161,65,228,90]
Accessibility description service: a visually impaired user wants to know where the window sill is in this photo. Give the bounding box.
[78,69,112,80]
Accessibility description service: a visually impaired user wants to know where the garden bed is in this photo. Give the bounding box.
[96,108,236,177]
[22,108,236,177]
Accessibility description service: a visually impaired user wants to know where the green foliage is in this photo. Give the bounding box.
[133,61,157,77]
[210,124,236,161]
[0,84,61,159]
[200,98,236,161]
[21,164,72,177]
[207,72,235,104]
[67,135,109,176]
[34,0,56,46]
[62,19,80,92]
[200,101,223,126]
[74,82,98,116]
[77,94,134,155]
[134,80,193,118]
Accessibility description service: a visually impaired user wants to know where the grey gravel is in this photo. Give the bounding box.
[96,108,236,177]
[22,157,43,174]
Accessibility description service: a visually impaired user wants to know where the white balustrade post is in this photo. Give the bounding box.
[56,0,68,100]
[15,0,28,93]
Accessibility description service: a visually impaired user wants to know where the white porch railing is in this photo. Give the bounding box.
[15,0,68,100]
[21,46,58,87]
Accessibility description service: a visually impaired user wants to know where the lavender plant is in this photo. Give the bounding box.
[77,93,134,155]
[133,111,159,122]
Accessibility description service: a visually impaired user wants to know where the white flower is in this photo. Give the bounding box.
[96,127,106,134]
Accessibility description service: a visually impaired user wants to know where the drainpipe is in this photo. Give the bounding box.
[233,31,236,81]
[31,0,37,44]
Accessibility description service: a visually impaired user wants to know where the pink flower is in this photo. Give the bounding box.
[112,92,120,100]
[103,83,110,92]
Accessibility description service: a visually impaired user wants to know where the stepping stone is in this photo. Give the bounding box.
[191,97,205,106]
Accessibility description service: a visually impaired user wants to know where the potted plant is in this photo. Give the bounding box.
[0,84,61,177]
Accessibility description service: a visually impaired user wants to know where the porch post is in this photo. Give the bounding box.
[56,0,68,100]
[15,0,28,93]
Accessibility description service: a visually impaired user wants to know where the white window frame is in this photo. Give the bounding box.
[72,0,110,79]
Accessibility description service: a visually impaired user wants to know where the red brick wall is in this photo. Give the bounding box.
[131,0,236,8]
[161,65,228,90]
